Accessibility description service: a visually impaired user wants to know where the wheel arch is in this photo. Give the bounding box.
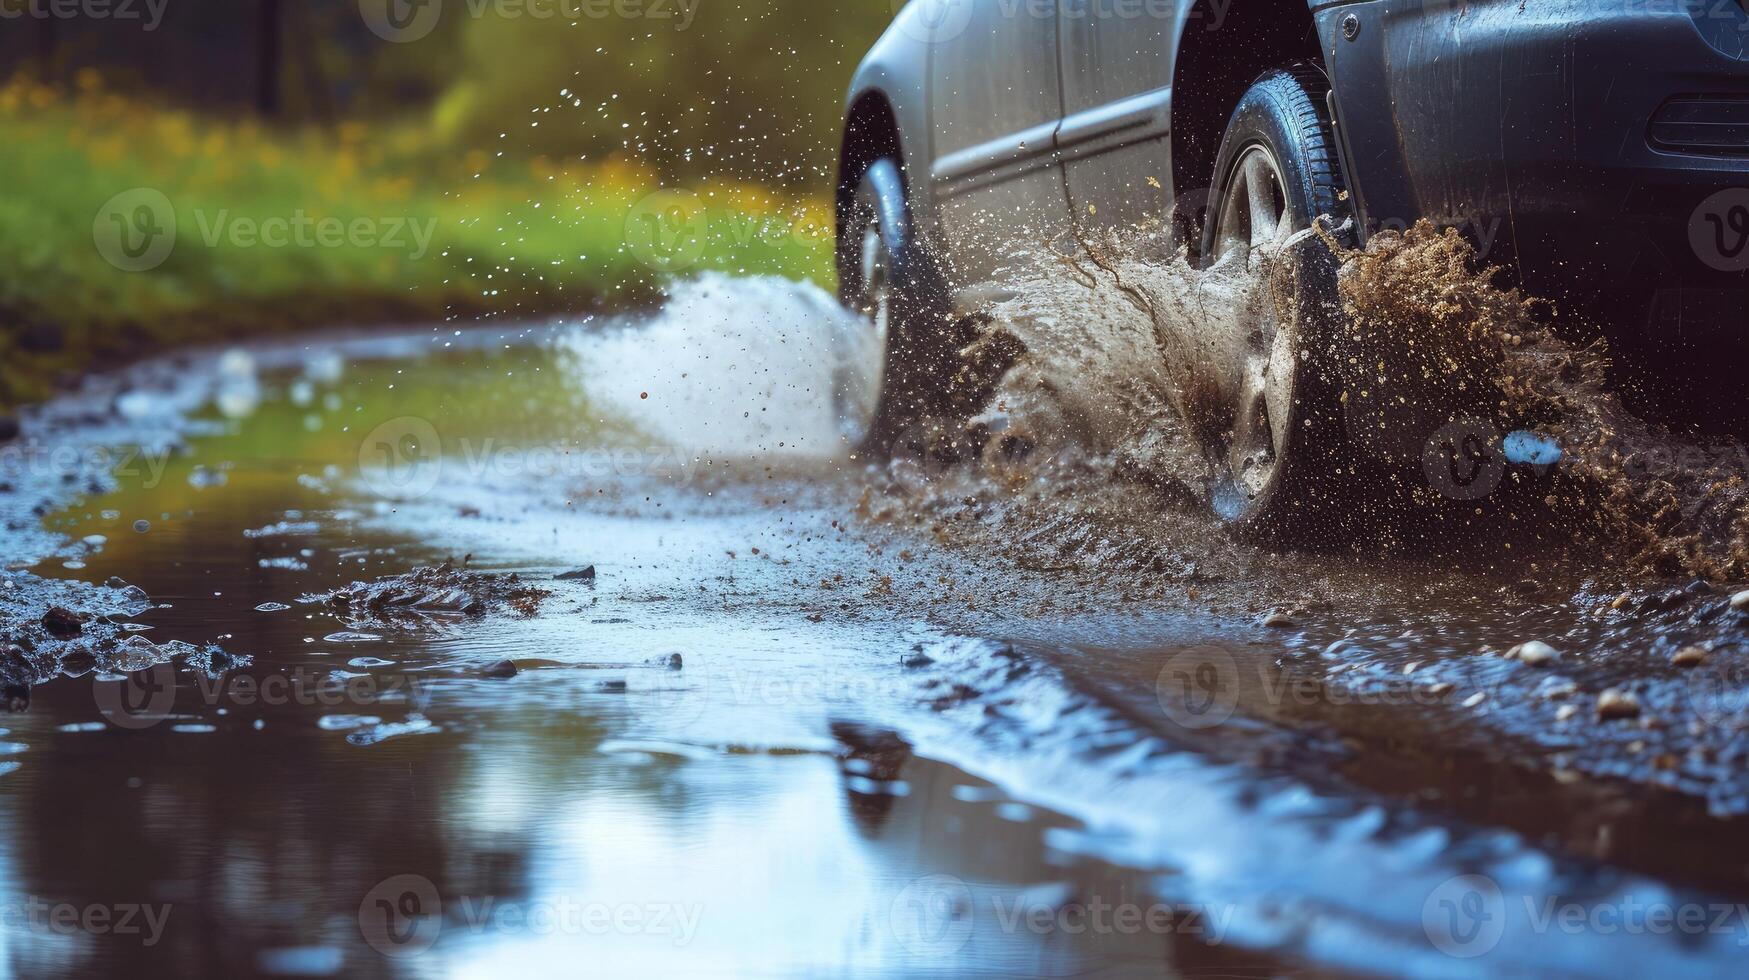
[838,91,905,244]
[1170,0,1332,250]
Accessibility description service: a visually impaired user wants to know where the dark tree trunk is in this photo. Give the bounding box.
[36,16,56,85]
[287,1,334,125]
[257,0,282,117]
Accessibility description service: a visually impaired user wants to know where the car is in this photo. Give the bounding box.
[833,0,1749,536]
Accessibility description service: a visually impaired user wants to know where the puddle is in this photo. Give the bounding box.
[1,270,1747,976]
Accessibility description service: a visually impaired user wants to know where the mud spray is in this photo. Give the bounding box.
[565,229,1749,586]
[857,219,1749,585]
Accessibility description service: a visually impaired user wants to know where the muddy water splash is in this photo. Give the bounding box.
[878,219,1749,583]
[1335,222,1749,579]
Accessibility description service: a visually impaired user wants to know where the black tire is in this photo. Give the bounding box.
[835,157,957,455]
[1197,68,1356,542]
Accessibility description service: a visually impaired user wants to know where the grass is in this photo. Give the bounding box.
[0,72,836,408]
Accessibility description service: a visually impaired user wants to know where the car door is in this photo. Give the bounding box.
[1057,0,1177,242]
[927,0,1073,287]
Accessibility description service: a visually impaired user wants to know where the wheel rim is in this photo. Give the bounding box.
[838,216,891,444]
[1209,144,1297,510]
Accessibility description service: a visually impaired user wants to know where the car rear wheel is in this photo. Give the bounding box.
[1198,68,1354,540]
[835,157,955,454]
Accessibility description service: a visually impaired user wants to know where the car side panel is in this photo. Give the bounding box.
[925,0,1074,286]
[1057,1,1185,238]
[1322,0,1749,421]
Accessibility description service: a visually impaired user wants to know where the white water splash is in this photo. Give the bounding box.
[562,274,877,457]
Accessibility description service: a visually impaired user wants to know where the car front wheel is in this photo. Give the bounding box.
[1198,67,1356,540]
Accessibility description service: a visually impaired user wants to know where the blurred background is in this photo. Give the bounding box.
[0,0,893,407]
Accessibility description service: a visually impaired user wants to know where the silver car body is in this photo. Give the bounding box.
[848,0,1223,290]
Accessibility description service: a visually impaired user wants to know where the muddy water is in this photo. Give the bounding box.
[0,301,1262,979]
[1,273,1748,977]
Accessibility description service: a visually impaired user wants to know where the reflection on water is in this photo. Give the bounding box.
[6,330,1212,978]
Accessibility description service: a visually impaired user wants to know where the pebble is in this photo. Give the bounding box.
[1731,590,1749,612]
[1462,691,1487,708]
[1260,608,1298,628]
[646,652,684,671]
[479,659,518,679]
[556,565,597,581]
[1596,688,1641,721]
[1672,646,1709,668]
[1507,641,1560,667]
[1556,704,1580,722]
[41,607,83,638]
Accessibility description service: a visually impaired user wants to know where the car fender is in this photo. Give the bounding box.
[845,5,943,254]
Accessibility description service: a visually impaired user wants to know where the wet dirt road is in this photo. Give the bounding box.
[4,275,1749,978]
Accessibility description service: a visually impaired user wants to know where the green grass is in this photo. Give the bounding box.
[0,78,835,407]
